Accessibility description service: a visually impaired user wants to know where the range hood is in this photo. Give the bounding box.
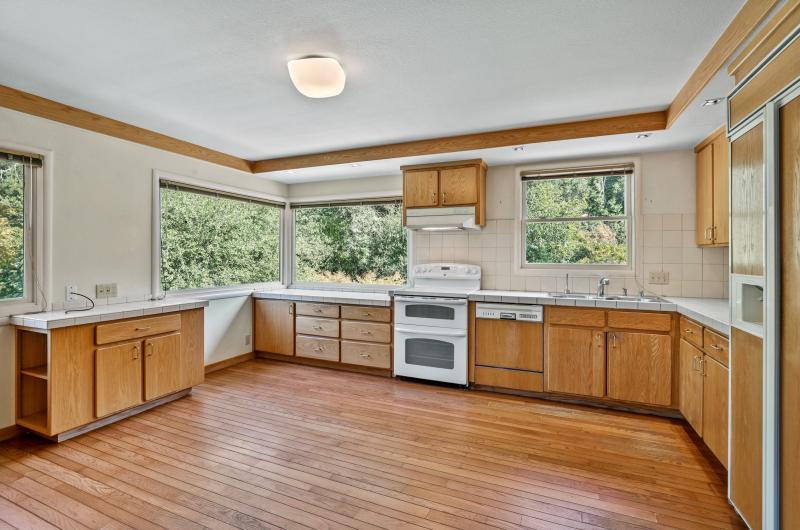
[406,206,480,231]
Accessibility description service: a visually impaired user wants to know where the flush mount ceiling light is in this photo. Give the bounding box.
[350,163,361,167]
[703,97,724,106]
[287,57,346,98]
[636,133,652,139]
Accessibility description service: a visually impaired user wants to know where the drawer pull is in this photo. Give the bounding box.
[360,330,372,335]
[314,346,326,352]
[683,328,694,334]
[313,325,324,331]
[135,326,151,331]
[710,343,723,351]
[313,308,323,312]
[359,353,372,358]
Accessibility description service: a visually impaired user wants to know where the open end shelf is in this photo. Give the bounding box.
[17,411,48,434]
[20,365,48,380]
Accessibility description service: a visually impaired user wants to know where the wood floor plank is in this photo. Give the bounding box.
[0,359,745,530]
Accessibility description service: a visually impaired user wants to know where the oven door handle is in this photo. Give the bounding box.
[394,296,468,305]
[395,326,467,337]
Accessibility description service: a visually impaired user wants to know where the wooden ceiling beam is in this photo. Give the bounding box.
[250,111,668,173]
[0,85,253,173]
[665,0,780,127]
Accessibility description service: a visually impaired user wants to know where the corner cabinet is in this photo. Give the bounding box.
[15,308,204,441]
[401,159,487,226]
[694,126,729,246]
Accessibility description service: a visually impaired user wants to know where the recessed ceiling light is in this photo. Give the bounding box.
[703,97,723,106]
[350,163,361,167]
[636,133,652,139]
[287,57,346,98]
[513,146,525,152]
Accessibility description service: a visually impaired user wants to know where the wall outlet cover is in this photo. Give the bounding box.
[65,284,78,302]
[649,271,670,285]
[245,334,251,346]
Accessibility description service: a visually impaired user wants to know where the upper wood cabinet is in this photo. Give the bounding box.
[254,300,295,356]
[401,159,487,226]
[730,122,765,276]
[695,127,729,246]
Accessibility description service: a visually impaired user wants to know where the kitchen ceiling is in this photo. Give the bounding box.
[0,0,742,181]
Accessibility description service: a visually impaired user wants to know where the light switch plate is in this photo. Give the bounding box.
[649,271,670,285]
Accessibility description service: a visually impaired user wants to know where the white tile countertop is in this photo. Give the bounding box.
[10,298,210,330]
[253,288,392,307]
[470,290,730,335]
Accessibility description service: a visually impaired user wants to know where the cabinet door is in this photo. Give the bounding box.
[711,134,729,245]
[696,143,715,245]
[95,341,143,417]
[476,320,542,371]
[731,123,764,276]
[545,327,605,397]
[607,332,672,406]
[144,333,183,401]
[254,300,295,356]
[679,339,704,434]
[702,355,728,467]
[404,170,439,207]
[440,167,478,206]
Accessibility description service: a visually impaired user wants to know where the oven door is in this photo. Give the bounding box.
[394,295,467,329]
[393,325,467,385]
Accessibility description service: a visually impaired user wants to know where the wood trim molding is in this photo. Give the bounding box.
[728,0,800,82]
[694,124,727,153]
[666,0,781,127]
[204,351,255,374]
[0,85,253,173]
[250,111,667,173]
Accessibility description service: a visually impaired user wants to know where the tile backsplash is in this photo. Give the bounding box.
[413,213,729,298]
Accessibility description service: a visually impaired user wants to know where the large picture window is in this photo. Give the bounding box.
[0,150,42,314]
[521,164,632,268]
[158,180,282,291]
[293,199,407,285]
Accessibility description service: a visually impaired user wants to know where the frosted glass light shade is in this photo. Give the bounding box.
[287,57,346,98]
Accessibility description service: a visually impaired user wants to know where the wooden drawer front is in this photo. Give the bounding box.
[546,307,606,327]
[608,311,672,332]
[341,321,391,343]
[296,316,339,338]
[96,314,181,345]
[475,366,543,392]
[340,305,391,322]
[703,328,729,366]
[296,335,340,361]
[341,341,391,369]
[680,317,703,348]
[296,302,339,318]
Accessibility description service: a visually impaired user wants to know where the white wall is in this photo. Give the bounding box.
[0,107,288,429]
[288,174,401,199]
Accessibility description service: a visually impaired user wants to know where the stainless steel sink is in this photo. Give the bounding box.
[547,292,664,303]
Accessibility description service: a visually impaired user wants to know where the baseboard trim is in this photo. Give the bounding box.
[0,424,22,442]
[205,352,255,374]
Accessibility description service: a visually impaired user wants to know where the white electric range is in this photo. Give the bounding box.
[393,263,481,385]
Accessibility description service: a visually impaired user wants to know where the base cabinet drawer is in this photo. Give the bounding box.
[96,313,181,345]
[340,305,391,322]
[296,335,340,361]
[702,328,729,366]
[341,321,391,343]
[296,302,340,318]
[680,317,704,348]
[296,316,340,338]
[341,341,391,368]
[475,366,543,392]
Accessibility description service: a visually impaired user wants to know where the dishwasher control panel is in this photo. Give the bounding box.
[475,303,543,322]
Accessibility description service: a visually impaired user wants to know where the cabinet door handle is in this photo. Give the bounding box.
[431,191,437,202]
[288,304,293,315]
[145,341,153,357]
[699,357,706,376]
[611,333,617,348]
[132,344,140,360]
[442,191,447,202]
[705,227,713,241]
[711,226,717,241]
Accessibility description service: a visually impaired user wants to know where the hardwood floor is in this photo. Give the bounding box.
[0,359,745,529]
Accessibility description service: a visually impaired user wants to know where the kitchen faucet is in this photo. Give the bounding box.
[564,273,571,294]
[597,277,610,297]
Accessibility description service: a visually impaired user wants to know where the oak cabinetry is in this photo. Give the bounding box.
[296,302,340,319]
[694,127,729,246]
[254,300,295,356]
[296,335,340,361]
[340,305,391,322]
[679,316,703,348]
[401,159,487,226]
[296,316,340,338]
[730,122,765,277]
[607,331,672,406]
[474,366,543,392]
[341,341,391,368]
[679,339,704,434]
[543,307,675,407]
[702,355,729,467]
[340,320,391,343]
[474,318,544,392]
[15,308,204,440]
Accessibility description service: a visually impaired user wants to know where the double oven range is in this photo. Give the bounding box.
[393,263,481,385]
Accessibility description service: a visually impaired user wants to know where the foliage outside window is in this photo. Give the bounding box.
[522,166,631,267]
[294,200,407,285]
[160,182,282,291]
[0,159,25,301]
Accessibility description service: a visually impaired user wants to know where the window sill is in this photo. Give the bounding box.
[289,282,401,293]
[164,283,284,302]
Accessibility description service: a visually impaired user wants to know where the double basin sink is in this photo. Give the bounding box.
[548,292,664,303]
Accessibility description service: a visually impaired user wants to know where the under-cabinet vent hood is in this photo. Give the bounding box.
[406,206,480,231]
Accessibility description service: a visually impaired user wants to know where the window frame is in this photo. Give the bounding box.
[515,159,638,275]
[288,194,408,290]
[151,170,287,297]
[0,143,50,321]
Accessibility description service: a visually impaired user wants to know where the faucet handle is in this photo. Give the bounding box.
[622,287,628,296]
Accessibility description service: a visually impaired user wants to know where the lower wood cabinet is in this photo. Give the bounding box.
[144,332,183,400]
[679,339,704,433]
[254,300,295,356]
[475,366,543,392]
[95,340,143,417]
[296,335,340,361]
[607,331,672,406]
[702,355,728,466]
[341,341,391,369]
[476,319,543,371]
[545,326,605,397]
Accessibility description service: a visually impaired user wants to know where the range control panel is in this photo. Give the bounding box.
[475,303,543,322]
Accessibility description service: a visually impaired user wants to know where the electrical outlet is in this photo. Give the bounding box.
[95,283,118,298]
[245,334,251,346]
[649,271,670,285]
[65,284,78,302]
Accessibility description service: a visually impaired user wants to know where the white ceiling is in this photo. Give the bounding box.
[1,0,743,169]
